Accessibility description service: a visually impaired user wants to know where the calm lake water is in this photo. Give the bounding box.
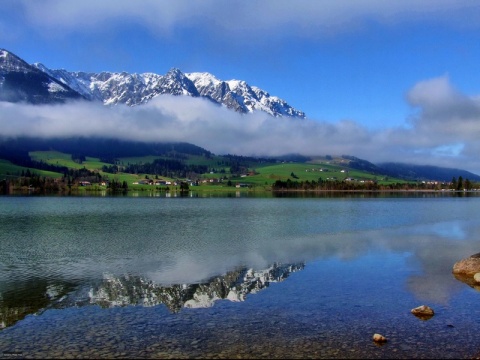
[1,193,480,358]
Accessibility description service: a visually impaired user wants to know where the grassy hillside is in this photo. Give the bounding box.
[0,149,409,191]
[6,137,477,195]
[0,159,63,179]
[30,151,108,171]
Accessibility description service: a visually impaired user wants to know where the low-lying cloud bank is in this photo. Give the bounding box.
[2,75,480,174]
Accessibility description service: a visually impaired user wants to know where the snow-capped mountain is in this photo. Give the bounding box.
[0,48,306,117]
[37,65,305,118]
[0,49,32,73]
[186,72,305,118]
[0,49,84,104]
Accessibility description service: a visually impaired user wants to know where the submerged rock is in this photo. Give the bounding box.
[452,253,480,289]
[411,305,434,320]
[372,333,387,343]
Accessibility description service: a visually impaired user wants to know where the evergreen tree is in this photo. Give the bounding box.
[451,177,457,190]
[179,181,189,192]
[457,176,463,191]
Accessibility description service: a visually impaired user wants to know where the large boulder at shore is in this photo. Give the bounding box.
[452,253,480,275]
[452,253,480,289]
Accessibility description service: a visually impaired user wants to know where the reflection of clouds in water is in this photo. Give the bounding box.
[379,224,480,304]
[253,220,480,304]
[145,254,242,285]
[403,220,470,241]
[83,218,480,306]
[3,195,480,306]
[431,222,467,240]
[402,234,467,304]
[140,219,480,304]
[145,249,303,285]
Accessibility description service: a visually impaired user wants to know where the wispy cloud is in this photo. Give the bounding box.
[2,75,480,173]
[11,0,480,41]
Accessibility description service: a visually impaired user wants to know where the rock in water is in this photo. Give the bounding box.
[372,333,387,343]
[453,253,480,276]
[452,253,480,288]
[411,305,434,319]
[474,273,480,283]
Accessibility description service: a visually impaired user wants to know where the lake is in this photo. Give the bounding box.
[1,193,480,358]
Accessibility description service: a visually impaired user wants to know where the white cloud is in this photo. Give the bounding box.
[406,75,480,142]
[14,0,480,40]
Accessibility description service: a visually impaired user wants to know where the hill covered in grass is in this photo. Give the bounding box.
[0,137,479,194]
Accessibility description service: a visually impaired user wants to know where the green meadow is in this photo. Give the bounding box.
[30,151,108,171]
[0,159,63,179]
[1,150,409,193]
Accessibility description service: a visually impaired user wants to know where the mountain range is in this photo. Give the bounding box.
[0,48,305,118]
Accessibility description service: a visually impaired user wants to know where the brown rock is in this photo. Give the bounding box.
[474,273,480,283]
[452,254,480,276]
[411,305,434,320]
[372,333,387,343]
[452,254,480,289]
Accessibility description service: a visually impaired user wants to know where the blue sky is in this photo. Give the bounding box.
[2,1,480,174]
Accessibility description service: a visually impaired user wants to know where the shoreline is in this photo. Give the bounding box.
[2,187,480,197]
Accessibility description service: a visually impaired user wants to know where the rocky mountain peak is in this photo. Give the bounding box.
[0,49,33,73]
[1,48,306,118]
[158,68,199,97]
[0,49,84,104]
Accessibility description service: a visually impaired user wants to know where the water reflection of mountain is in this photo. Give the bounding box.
[0,280,77,330]
[91,262,304,311]
[0,262,304,329]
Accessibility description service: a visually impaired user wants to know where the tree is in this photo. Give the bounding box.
[179,181,189,192]
[457,176,464,191]
[451,177,457,190]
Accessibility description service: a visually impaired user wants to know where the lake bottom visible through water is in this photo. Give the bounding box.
[3,254,480,359]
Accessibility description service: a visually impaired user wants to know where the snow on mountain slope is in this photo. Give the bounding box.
[33,64,96,100]
[186,72,306,118]
[47,65,306,118]
[14,48,306,118]
[0,49,84,104]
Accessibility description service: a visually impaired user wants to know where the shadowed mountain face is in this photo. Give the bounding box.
[0,49,84,104]
[0,263,304,329]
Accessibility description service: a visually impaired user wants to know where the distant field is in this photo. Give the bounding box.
[30,151,109,171]
[239,162,391,185]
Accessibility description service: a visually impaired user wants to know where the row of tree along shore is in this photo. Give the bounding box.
[271,176,478,192]
[0,169,192,195]
[1,169,479,195]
